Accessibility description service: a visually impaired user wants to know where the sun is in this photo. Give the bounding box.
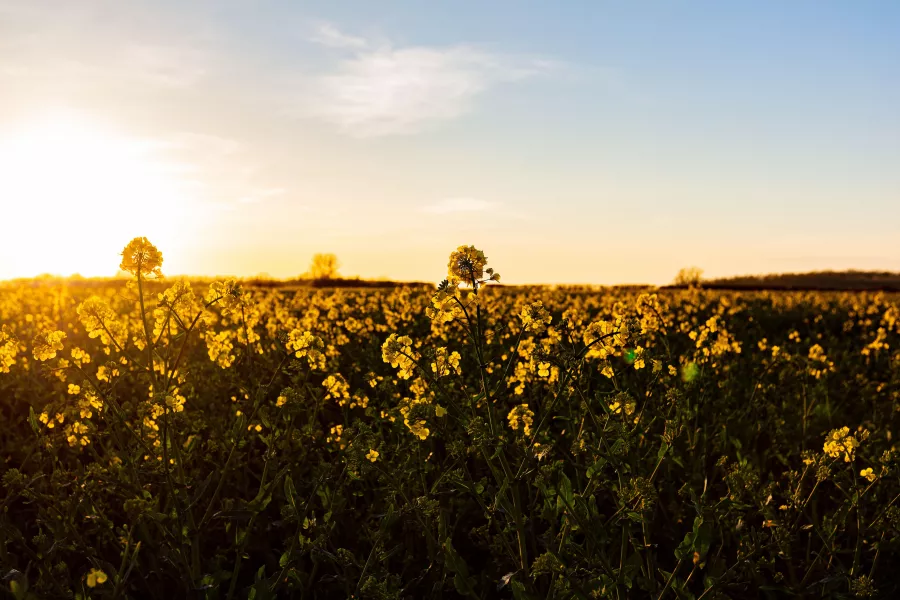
[0,114,190,279]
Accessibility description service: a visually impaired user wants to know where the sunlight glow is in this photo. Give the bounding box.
[0,115,191,279]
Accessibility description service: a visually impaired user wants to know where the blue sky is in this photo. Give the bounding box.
[0,1,897,283]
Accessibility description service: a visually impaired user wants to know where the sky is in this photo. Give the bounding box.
[0,0,898,284]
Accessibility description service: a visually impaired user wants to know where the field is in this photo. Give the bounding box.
[1,239,899,599]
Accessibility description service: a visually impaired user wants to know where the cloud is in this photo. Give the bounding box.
[296,25,556,137]
[0,1,213,95]
[423,197,498,214]
[152,131,287,209]
[309,22,368,49]
[119,43,209,87]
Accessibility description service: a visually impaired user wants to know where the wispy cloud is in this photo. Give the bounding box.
[156,131,288,210]
[309,22,368,49]
[296,24,557,137]
[422,197,498,214]
[119,43,209,87]
[0,1,213,94]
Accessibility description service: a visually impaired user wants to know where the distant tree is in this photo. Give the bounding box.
[673,266,704,287]
[307,253,341,280]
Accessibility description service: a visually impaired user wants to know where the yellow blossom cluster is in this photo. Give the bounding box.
[382,333,418,379]
[807,344,835,379]
[823,427,860,462]
[431,347,461,377]
[507,404,534,436]
[635,293,668,335]
[70,346,91,367]
[322,374,351,406]
[0,326,18,373]
[519,301,552,333]
[608,397,636,417]
[153,280,203,338]
[688,316,742,365]
[327,424,345,449]
[32,330,66,361]
[120,237,163,278]
[77,296,127,349]
[447,245,488,286]
[425,285,465,324]
[401,404,430,440]
[206,279,251,317]
[286,329,326,370]
[205,330,236,369]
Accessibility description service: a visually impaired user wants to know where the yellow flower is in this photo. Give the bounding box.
[382,333,418,379]
[520,301,552,333]
[154,280,202,338]
[0,326,19,373]
[434,404,447,417]
[431,347,461,377]
[860,467,876,482]
[286,329,326,370]
[507,404,534,436]
[165,391,186,413]
[206,279,251,317]
[447,245,489,285]
[276,395,287,408]
[608,397,636,416]
[39,412,56,429]
[583,319,627,358]
[632,347,645,370]
[406,419,430,440]
[327,424,345,447]
[366,449,379,462]
[119,237,163,278]
[807,344,834,379]
[77,296,126,347]
[67,383,81,395]
[86,568,107,587]
[823,426,860,462]
[426,285,465,323]
[322,374,351,405]
[70,346,91,366]
[205,330,236,369]
[33,330,66,361]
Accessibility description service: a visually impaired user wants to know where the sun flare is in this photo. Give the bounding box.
[0,115,190,279]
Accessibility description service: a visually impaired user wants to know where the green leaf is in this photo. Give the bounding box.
[693,518,714,561]
[27,407,39,434]
[657,442,670,460]
[284,475,298,512]
[444,538,476,597]
[557,472,574,515]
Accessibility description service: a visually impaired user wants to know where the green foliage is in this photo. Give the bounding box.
[1,242,900,598]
